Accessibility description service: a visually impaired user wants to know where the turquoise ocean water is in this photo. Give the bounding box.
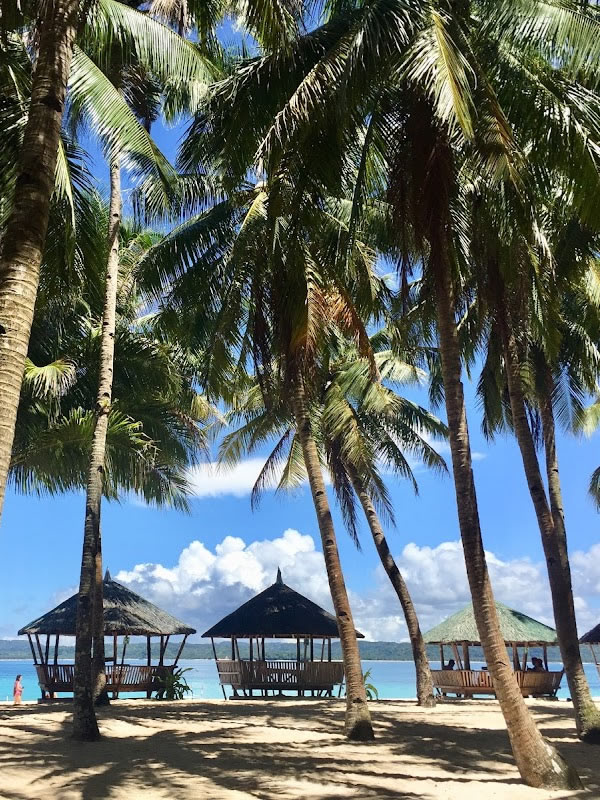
[1,659,599,702]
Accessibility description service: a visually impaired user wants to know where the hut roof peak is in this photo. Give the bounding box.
[18,574,196,637]
[203,574,363,639]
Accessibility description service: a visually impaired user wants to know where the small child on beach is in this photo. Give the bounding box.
[13,674,23,705]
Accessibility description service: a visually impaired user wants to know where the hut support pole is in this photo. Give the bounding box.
[231,637,235,660]
[27,634,37,665]
[35,634,44,665]
[439,644,443,668]
[54,635,60,666]
[543,645,549,671]
[521,646,528,671]
[452,642,463,670]
[462,642,470,671]
[320,639,325,662]
[591,645,600,679]
[115,637,128,699]
[262,638,265,660]
[512,644,519,671]
[113,636,118,698]
[174,635,187,667]
[327,638,331,661]
[212,638,227,700]
[249,639,253,697]
[296,638,301,697]
[146,636,152,699]
[45,634,50,665]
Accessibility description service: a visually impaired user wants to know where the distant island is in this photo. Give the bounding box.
[0,638,595,662]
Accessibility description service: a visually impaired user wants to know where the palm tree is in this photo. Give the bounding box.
[469,198,600,741]
[178,0,600,784]
[0,0,214,523]
[139,180,379,738]
[222,339,447,706]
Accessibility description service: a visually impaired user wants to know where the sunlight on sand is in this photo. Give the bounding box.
[0,699,598,800]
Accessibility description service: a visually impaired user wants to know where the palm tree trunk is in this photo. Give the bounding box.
[433,253,580,788]
[291,373,374,740]
[350,471,435,707]
[92,532,109,705]
[73,156,121,740]
[0,0,80,523]
[496,293,600,742]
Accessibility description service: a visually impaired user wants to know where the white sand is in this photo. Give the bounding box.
[0,699,598,799]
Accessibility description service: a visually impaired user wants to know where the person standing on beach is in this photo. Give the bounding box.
[13,675,23,705]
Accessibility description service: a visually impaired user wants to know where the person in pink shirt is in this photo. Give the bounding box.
[13,674,23,705]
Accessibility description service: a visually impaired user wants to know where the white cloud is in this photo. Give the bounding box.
[116,529,332,637]
[113,531,600,644]
[186,458,273,498]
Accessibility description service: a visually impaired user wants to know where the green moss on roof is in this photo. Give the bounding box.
[423,602,557,645]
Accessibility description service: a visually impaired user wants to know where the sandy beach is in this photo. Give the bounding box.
[0,699,598,800]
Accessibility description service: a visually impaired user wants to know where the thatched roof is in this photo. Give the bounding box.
[203,569,363,639]
[580,624,600,644]
[18,570,196,637]
[423,602,557,646]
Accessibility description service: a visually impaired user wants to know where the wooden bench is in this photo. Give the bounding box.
[35,664,174,698]
[431,668,563,699]
[215,659,345,694]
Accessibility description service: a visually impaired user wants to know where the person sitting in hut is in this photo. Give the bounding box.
[528,657,546,672]
[442,659,455,670]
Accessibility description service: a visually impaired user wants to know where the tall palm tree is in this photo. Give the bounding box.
[469,198,600,741]
[222,339,447,706]
[178,0,600,784]
[139,180,379,738]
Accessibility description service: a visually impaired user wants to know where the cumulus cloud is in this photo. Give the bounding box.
[185,458,274,498]
[116,529,332,637]
[113,531,600,643]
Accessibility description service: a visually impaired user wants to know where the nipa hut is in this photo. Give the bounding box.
[203,568,363,698]
[580,624,600,678]
[18,570,196,700]
[424,602,564,699]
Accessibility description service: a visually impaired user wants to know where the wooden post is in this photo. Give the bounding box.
[174,635,187,667]
[27,634,38,665]
[45,634,50,665]
[462,641,470,671]
[327,638,331,662]
[320,639,325,662]
[249,638,253,662]
[296,637,301,697]
[113,636,118,698]
[146,636,152,699]
[211,638,227,700]
[262,638,265,660]
[439,644,443,668]
[522,646,528,671]
[231,637,235,660]
[452,642,463,669]
[543,644,549,671]
[54,635,60,666]
[512,643,519,671]
[310,638,314,662]
[34,634,44,664]
[115,636,128,699]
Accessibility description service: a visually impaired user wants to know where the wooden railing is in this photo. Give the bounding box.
[431,668,563,698]
[215,659,345,690]
[35,664,175,694]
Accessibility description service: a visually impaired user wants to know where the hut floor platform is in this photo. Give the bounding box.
[0,698,598,800]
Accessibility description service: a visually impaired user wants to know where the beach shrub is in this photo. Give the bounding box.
[155,667,192,700]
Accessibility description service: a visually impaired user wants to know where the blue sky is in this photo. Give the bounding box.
[1,27,599,643]
[2,368,599,642]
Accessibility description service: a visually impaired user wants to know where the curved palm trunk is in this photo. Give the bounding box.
[497,297,600,742]
[0,0,80,523]
[73,157,121,740]
[433,254,579,788]
[350,472,435,707]
[291,374,374,740]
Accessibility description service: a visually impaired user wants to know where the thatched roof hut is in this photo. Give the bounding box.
[580,624,600,645]
[203,568,363,639]
[19,570,195,637]
[424,602,557,647]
